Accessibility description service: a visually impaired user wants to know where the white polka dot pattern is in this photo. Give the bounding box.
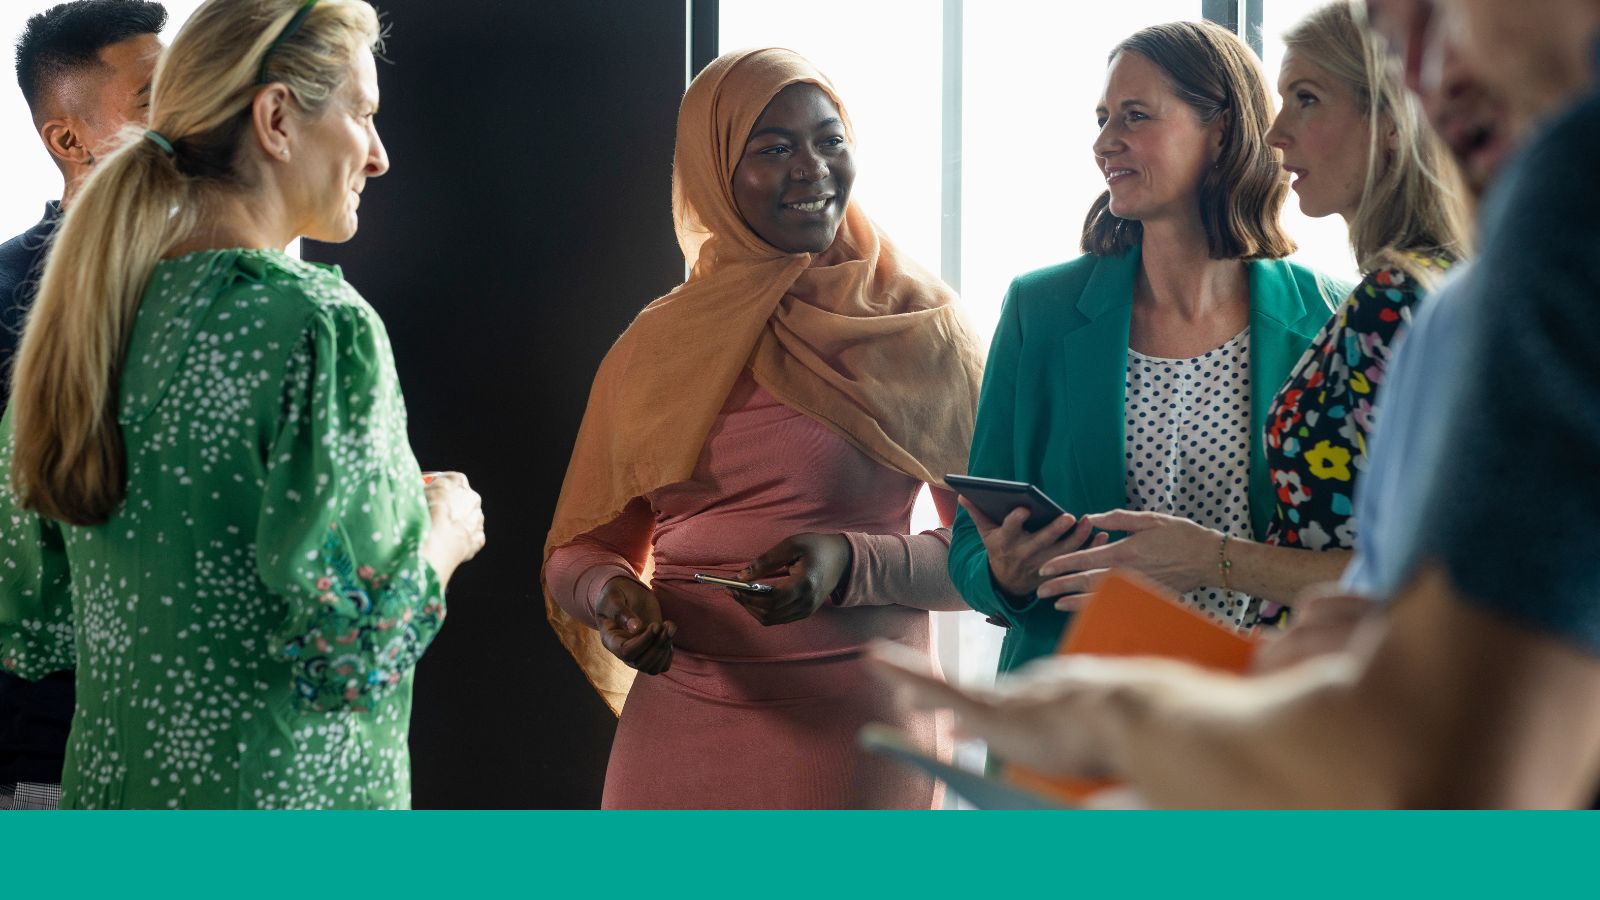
[1124,330,1256,626]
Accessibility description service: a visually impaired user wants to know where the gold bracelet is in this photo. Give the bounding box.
[1218,532,1233,592]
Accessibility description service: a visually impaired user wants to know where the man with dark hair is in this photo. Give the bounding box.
[0,0,165,812]
[1,0,166,391]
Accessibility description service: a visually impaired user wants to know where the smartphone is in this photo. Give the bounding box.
[693,573,774,594]
[944,473,1071,532]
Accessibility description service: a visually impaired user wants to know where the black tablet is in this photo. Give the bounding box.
[944,473,1070,532]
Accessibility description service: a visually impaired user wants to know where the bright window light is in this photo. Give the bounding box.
[962,0,1202,339]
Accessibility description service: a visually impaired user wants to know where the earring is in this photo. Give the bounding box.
[281,147,289,157]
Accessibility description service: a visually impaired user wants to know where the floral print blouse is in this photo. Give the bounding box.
[0,249,444,809]
[1262,255,1451,584]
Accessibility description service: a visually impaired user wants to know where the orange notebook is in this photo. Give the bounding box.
[1007,569,1260,802]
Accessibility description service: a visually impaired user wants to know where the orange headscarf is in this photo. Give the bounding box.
[542,48,984,713]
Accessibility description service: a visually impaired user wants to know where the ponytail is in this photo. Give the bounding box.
[6,0,381,525]
[8,133,198,524]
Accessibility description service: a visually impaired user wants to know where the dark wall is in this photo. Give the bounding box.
[306,0,687,808]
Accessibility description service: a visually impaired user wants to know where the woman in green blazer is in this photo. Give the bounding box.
[949,21,1343,676]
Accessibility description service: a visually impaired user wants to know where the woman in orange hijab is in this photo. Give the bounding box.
[543,48,984,809]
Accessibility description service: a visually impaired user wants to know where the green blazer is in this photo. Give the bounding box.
[949,248,1343,675]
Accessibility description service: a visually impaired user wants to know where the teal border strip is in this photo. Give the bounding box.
[10,811,1600,897]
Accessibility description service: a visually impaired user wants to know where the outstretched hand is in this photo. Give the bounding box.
[1037,509,1217,608]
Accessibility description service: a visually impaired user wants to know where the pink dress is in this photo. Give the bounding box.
[546,372,961,809]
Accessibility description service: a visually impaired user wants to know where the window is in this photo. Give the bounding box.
[961,0,1204,340]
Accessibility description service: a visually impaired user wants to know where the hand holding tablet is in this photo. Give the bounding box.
[946,473,1110,600]
[944,474,1070,532]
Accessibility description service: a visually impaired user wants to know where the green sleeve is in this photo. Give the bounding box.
[254,301,444,714]
[948,281,1045,625]
[0,410,75,679]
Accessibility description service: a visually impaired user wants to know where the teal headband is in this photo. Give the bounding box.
[257,0,321,84]
[143,130,175,156]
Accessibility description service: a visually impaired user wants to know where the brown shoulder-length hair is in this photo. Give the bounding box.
[1082,20,1295,260]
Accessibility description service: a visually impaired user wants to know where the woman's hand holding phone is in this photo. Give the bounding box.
[960,497,1109,600]
[595,576,676,675]
[731,532,852,626]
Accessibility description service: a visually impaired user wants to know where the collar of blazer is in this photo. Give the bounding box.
[1071,245,1326,327]
[1059,245,1337,541]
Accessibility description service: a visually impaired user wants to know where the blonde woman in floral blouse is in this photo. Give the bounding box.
[0,0,484,809]
[1035,1,1470,620]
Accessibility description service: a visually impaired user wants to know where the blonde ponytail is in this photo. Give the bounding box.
[9,136,199,524]
[7,0,380,525]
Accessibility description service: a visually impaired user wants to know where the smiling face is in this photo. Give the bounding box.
[286,46,389,243]
[1266,50,1376,219]
[1093,51,1226,224]
[731,83,854,253]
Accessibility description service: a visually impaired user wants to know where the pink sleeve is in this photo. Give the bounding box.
[544,497,655,629]
[835,487,967,611]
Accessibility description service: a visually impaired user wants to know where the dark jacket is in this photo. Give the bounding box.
[0,200,72,787]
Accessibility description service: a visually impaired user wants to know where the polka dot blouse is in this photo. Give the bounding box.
[1124,330,1256,626]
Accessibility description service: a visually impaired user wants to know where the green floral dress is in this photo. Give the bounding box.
[0,249,445,809]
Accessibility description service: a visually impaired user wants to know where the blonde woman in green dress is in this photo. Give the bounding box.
[0,0,485,809]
